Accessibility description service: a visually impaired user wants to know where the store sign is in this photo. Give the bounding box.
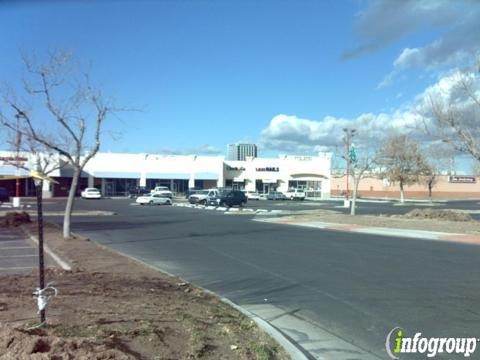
[294,156,312,161]
[256,167,279,172]
[449,176,477,183]
[0,156,28,166]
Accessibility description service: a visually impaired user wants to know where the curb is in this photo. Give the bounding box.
[72,231,309,360]
[221,298,310,360]
[24,232,72,271]
[172,203,284,215]
[255,218,480,245]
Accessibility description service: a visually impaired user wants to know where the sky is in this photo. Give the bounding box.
[0,0,479,168]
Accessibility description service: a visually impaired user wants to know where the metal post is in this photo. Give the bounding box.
[35,180,46,323]
[15,114,21,198]
[342,128,356,201]
[346,135,350,200]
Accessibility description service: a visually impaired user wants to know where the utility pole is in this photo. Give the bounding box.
[342,128,356,201]
[15,114,21,198]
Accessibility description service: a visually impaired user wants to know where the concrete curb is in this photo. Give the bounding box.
[255,218,480,245]
[220,298,310,360]
[71,231,309,359]
[24,233,72,271]
[172,202,284,215]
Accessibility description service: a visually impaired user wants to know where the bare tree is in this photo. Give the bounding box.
[377,135,429,203]
[425,63,480,161]
[422,143,455,201]
[0,51,124,238]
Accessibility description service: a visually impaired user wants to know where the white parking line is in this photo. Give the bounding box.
[0,254,36,258]
[0,246,33,250]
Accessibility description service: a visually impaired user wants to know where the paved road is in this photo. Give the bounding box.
[45,199,480,359]
[0,228,44,274]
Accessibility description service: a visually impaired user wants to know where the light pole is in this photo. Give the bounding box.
[342,128,356,201]
[15,114,21,198]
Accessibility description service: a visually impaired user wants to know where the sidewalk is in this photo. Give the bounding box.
[256,216,480,246]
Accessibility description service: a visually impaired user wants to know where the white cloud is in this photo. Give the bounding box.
[344,0,480,87]
[261,66,479,154]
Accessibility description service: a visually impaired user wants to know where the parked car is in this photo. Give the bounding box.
[81,188,102,199]
[128,187,150,198]
[185,187,202,199]
[207,190,247,208]
[267,191,287,200]
[136,193,172,205]
[151,186,173,198]
[188,189,220,204]
[245,191,261,200]
[284,188,306,200]
[0,187,9,203]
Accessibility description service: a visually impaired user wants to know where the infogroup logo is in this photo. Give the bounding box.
[385,327,479,359]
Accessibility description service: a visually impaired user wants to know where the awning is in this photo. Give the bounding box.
[195,172,219,180]
[93,171,141,179]
[146,172,190,180]
[0,165,29,176]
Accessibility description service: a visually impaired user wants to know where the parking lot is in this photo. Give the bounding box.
[0,228,54,275]
[2,196,480,358]
[7,195,476,221]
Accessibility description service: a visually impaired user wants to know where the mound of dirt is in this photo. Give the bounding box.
[1,211,31,227]
[0,323,134,360]
[402,208,472,222]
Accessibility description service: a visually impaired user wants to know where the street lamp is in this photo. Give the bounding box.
[342,128,356,201]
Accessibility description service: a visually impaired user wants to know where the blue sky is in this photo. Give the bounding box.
[1,0,479,162]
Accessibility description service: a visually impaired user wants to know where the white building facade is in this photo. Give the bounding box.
[0,151,332,199]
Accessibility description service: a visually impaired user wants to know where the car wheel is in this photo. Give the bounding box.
[166,200,172,205]
[240,201,246,208]
[149,200,154,205]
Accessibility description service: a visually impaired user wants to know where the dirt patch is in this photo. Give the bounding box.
[397,208,473,222]
[0,223,288,360]
[0,211,31,227]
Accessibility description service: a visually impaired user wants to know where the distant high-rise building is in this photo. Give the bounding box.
[226,143,258,161]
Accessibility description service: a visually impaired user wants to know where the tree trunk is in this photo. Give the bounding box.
[63,167,80,239]
[428,182,433,202]
[350,176,359,216]
[400,181,405,203]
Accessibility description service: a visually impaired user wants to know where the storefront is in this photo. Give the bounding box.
[0,151,332,198]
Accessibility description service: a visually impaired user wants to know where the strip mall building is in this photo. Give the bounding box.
[0,151,332,199]
[331,174,480,199]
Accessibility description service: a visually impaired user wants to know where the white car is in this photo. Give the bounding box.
[136,194,172,205]
[188,189,220,204]
[284,188,306,200]
[151,186,173,198]
[245,191,261,200]
[81,188,102,199]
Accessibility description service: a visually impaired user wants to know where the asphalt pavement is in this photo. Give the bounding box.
[39,198,480,359]
[0,228,47,274]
